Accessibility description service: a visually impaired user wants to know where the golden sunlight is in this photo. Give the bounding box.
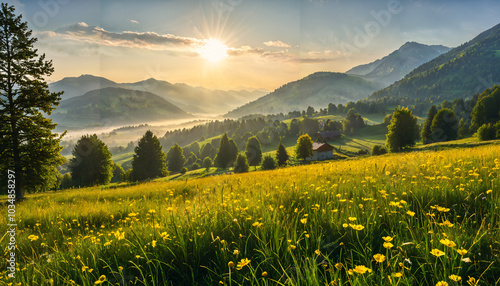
[198,39,228,63]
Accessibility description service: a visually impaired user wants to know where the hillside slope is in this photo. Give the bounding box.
[122,79,265,114]
[370,23,500,100]
[225,72,382,118]
[49,74,119,101]
[52,87,190,128]
[347,42,450,86]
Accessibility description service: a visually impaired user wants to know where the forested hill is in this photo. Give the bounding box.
[225,72,381,118]
[370,22,500,101]
[52,87,191,128]
[347,42,450,87]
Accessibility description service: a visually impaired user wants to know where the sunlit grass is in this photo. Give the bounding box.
[1,143,499,285]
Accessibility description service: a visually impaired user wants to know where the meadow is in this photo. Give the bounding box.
[1,143,499,285]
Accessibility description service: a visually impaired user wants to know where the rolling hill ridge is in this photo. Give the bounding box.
[51,87,191,129]
[347,42,450,87]
[225,72,382,118]
[370,22,500,101]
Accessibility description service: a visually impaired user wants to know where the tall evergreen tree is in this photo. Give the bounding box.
[0,4,65,197]
[214,133,232,168]
[245,136,262,168]
[131,130,167,181]
[295,134,313,161]
[228,139,239,163]
[69,134,113,187]
[421,105,437,144]
[385,107,419,152]
[276,140,289,166]
[166,143,185,173]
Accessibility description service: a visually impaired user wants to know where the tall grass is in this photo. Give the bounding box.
[1,144,499,285]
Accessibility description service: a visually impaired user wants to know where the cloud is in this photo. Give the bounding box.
[130,20,139,24]
[263,40,291,48]
[47,23,205,51]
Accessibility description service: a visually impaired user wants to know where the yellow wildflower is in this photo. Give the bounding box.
[383,242,394,249]
[449,274,461,282]
[94,275,106,285]
[430,249,445,257]
[349,224,364,231]
[382,236,393,242]
[457,248,468,255]
[393,272,403,278]
[436,281,448,286]
[352,265,371,274]
[236,258,251,270]
[373,253,386,263]
[407,211,415,217]
[348,217,357,221]
[300,218,307,224]
[439,238,456,248]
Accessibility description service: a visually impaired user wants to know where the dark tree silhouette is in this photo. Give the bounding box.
[0,4,65,197]
[69,134,113,187]
[166,143,185,173]
[131,130,167,181]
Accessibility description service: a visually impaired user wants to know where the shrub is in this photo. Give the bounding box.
[371,145,387,156]
[477,123,497,141]
[261,155,277,170]
[233,154,249,173]
[180,167,188,174]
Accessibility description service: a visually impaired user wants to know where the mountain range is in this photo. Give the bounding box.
[49,75,266,115]
[370,23,500,100]
[51,87,190,129]
[346,42,450,87]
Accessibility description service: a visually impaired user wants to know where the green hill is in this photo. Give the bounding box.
[225,72,382,118]
[347,42,450,87]
[370,22,500,101]
[52,87,191,128]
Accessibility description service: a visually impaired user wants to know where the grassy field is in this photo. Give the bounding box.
[1,141,499,285]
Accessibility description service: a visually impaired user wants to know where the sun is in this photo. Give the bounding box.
[199,39,228,63]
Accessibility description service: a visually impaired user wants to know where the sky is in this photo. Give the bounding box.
[6,0,500,90]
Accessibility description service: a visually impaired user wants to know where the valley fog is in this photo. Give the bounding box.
[58,115,222,147]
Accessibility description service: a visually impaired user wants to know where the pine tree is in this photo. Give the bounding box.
[0,4,65,197]
[276,140,289,166]
[131,130,167,181]
[385,107,420,152]
[166,143,185,173]
[421,105,437,144]
[295,134,313,160]
[214,133,232,168]
[228,139,238,163]
[69,134,114,187]
[245,136,262,168]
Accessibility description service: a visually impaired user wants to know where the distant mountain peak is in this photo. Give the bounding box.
[370,22,500,101]
[346,42,450,86]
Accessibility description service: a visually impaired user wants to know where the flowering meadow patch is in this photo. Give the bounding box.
[0,143,499,285]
